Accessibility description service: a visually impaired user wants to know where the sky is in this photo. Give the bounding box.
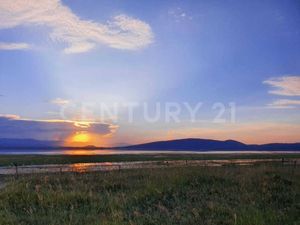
[0,0,300,146]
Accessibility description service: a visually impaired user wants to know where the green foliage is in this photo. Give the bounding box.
[0,165,299,225]
[0,153,299,166]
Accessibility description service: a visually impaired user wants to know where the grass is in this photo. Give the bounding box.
[0,164,299,225]
[0,153,299,166]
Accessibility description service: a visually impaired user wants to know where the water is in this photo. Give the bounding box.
[0,149,299,155]
[0,149,298,175]
[1,158,298,175]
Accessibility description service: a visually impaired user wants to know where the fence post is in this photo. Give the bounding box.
[118,165,121,171]
[14,163,18,178]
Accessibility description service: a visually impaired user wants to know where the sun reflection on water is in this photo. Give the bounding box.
[69,162,114,172]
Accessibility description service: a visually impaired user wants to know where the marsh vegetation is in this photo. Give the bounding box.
[0,163,299,225]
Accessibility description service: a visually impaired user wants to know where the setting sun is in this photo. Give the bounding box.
[0,0,299,223]
[71,132,91,143]
[64,131,108,147]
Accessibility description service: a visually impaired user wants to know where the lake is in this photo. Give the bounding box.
[0,149,299,155]
[1,158,299,175]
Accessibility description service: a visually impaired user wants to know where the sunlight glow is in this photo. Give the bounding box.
[74,121,91,128]
[64,130,109,148]
[72,132,91,143]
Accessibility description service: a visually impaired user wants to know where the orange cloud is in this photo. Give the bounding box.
[267,99,300,109]
[0,115,117,145]
[264,76,300,96]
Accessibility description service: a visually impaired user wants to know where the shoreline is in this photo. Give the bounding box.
[0,152,299,167]
[1,158,299,175]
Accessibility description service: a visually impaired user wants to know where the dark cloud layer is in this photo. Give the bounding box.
[0,115,115,141]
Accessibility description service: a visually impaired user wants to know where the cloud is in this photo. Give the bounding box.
[267,99,300,109]
[0,42,30,50]
[50,98,70,106]
[168,7,193,22]
[0,0,153,53]
[0,114,117,141]
[263,76,300,96]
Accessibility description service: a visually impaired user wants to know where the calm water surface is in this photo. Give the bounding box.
[0,149,299,155]
[1,158,298,175]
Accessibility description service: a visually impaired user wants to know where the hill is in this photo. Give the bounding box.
[0,138,300,151]
[0,138,60,149]
[119,138,300,151]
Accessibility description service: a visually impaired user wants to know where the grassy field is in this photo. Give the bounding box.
[0,153,299,166]
[0,164,299,225]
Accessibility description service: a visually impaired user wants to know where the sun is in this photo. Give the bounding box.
[64,129,108,147]
[71,132,91,143]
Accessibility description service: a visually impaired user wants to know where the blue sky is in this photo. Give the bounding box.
[0,0,300,146]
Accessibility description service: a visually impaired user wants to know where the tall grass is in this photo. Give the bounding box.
[0,164,299,225]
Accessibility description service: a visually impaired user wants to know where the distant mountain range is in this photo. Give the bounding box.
[118,138,300,151]
[0,138,300,151]
[0,138,104,150]
[0,138,60,149]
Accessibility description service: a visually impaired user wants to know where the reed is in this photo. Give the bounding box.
[0,164,299,225]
